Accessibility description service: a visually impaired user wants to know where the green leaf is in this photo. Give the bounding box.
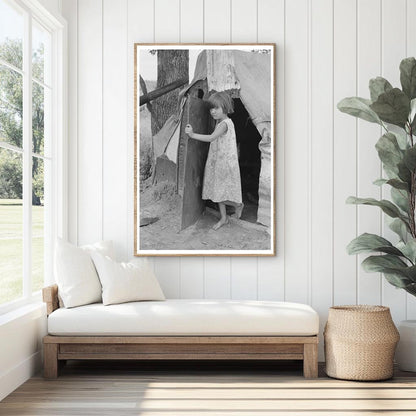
[411,99,416,133]
[398,163,412,185]
[385,178,410,191]
[403,265,416,282]
[346,196,406,219]
[369,77,393,102]
[373,178,388,186]
[410,98,416,125]
[383,271,412,288]
[397,240,416,263]
[384,166,399,180]
[374,132,412,184]
[395,130,410,150]
[347,233,404,256]
[404,283,416,296]
[361,255,416,288]
[372,178,409,192]
[403,146,416,172]
[337,97,382,125]
[400,57,416,100]
[375,132,404,173]
[389,217,410,241]
[370,88,410,128]
[391,187,409,213]
[362,254,408,272]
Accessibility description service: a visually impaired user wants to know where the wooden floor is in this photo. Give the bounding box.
[1,360,416,415]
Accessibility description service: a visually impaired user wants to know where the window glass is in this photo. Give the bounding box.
[0,0,57,312]
[32,81,44,155]
[0,0,24,70]
[0,65,23,148]
[32,156,44,293]
[0,147,23,305]
[32,20,51,85]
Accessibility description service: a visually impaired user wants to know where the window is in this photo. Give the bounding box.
[0,0,66,312]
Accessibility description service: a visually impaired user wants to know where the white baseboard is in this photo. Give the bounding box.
[0,350,42,401]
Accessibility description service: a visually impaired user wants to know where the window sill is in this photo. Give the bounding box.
[0,291,42,315]
[0,299,45,327]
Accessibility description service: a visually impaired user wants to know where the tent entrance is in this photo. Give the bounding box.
[230,98,262,223]
[179,95,262,230]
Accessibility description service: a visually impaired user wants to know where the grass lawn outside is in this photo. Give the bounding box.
[0,199,44,305]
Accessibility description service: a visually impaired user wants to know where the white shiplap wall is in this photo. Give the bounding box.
[61,0,416,357]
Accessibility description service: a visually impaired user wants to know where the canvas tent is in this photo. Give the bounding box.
[152,49,272,230]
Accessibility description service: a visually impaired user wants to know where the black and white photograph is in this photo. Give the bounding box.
[134,44,275,256]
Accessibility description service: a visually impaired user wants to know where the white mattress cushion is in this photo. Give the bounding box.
[48,299,319,336]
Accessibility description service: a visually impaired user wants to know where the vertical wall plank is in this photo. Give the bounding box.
[205,258,231,298]
[381,0,407,323]
[231,0,257,42]
[204,0,231,42]
[61,0,78,245]
[407,0,416,319]
[284,0,309,304]
[229,0,258,300]
[310,0,333,359]
[77,0,103,245]
[333,0,357,305]
[127,0,154,261]
[257,0,285,301]
[179,0,205,297]
[154,258,181,298]
[407,0,416,56]
[180,0,203,43]
[103,0,128,260]
[203,0,232,298]
[152,0,181,297]
[356,0,382,305]
[231,258,258,299]
[180,258,204,298]
[155,0,180,41]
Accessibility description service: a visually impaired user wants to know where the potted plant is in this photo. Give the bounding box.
[338,57,416,371]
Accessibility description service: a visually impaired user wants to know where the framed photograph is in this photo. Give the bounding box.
[134,44,275,256]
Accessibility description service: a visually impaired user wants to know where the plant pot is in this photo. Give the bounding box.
[395,320,416,372]
[324,305,400,381]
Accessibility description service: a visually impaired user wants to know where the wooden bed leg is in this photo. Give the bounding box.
[44,343,59,379]
[303,343,318,379]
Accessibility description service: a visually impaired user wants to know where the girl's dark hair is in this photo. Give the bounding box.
[206,91,234,114]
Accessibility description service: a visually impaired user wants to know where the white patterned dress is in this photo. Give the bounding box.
[202,118,242,204]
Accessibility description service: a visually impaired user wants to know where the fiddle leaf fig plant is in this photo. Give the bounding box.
[338,57,416,297]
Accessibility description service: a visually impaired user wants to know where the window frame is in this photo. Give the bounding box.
[0,0,67,315]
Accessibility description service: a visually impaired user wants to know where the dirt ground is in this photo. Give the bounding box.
[139,180,271,251]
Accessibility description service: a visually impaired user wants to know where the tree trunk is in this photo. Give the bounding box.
[151,50,189,136]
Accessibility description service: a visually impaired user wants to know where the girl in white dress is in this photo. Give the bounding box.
[185,92,243,230]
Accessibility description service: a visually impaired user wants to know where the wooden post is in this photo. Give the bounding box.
[42,285,59,316]
[44,343,59,379]
[139,77,188,106]
[303,343,318,379]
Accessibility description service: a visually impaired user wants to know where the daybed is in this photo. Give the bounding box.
[42,284,320,379]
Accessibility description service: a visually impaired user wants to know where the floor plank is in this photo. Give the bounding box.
[1,361,416,415]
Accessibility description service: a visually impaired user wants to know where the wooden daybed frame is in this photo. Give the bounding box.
[42,285,319,379]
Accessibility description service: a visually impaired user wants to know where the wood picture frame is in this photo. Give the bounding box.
[134,44,276,256]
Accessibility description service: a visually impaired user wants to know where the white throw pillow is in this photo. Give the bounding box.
[55,239,114,308]
[90,252,165,306]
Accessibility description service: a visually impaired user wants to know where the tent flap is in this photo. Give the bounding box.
[256,122,272,228]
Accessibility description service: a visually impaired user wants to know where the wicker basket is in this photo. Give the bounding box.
[324,305,399,381]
